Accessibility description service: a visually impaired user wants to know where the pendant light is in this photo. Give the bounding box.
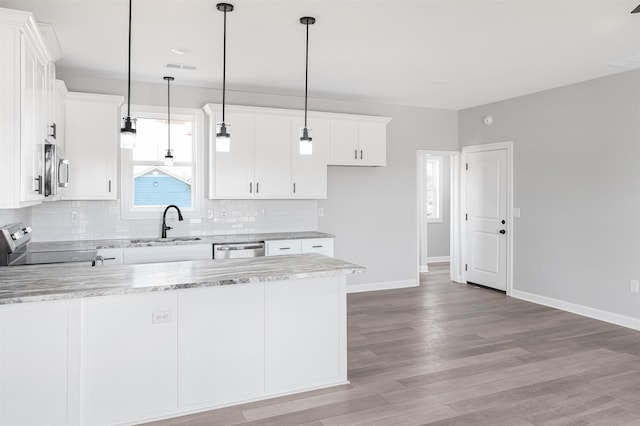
[163,76,175,167]
[120,0,136,149]
[299,16,315,156]
[215,3,233,152]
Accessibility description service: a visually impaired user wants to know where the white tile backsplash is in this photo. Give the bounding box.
[0,207,32,228]
[30,199,318,242]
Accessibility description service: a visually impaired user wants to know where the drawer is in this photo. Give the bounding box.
[123,244,213,265]
[301,238,334,257]
[265,240,302,256]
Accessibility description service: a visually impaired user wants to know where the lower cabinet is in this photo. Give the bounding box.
[178,283,265,408]
[0,276,347,425]
[0,299,80,426]
[266,238,334,257]
[84,292,178,425]
[265,277,345,391]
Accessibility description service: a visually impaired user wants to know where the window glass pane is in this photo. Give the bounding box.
[133,118,193,163]
[133,166,192,208]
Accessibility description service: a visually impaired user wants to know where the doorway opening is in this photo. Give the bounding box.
[417,150,461,283]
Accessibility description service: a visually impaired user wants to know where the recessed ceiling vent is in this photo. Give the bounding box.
[166,63,197,71]
[604,55,640,70]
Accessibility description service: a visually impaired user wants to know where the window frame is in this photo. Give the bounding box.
[120,105,204,220]
[425,156,443,223]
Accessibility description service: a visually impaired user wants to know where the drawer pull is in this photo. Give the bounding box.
[279,247,291,250]
[312,245,323,248]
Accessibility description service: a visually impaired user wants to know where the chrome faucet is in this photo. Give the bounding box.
[161,205,183,238]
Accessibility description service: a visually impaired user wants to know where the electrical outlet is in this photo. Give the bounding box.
[207,209,214,219]
[630,280,639,294]
[221,209,228,218]
[318,207,324,217]
[70,211,79,222]
[152,310,172,324]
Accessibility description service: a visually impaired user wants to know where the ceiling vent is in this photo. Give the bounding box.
[604,55,640,70]
[166,63,197,71]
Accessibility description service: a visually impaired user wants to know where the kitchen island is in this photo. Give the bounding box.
[0,254,364,426]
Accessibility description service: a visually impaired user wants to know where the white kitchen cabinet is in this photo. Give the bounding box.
[291,117,329,198]
[122,244,212,264]
[0,299,80,426]
[63,92,123,200]
[95,247,123,265]
[0,9,60,208]
[204,104,330,200]
[265,277,346,391]
[84,292,178,425]
[328,118,390,166]
[266,238,334,257]
[254,114,292,197]
[178,283,265,408]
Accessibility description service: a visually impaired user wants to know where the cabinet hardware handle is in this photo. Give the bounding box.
[34,176,43,194]
[256,182,259,193]
[293,183,296,194]
[49,123,56,139]
[360,150,363,160]
[354,149,357,160]
[312,245,323,248]
[279,247,290,250]
[108,180,112,193]
[249,182,252,193]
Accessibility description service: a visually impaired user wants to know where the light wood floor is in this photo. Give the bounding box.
[146,263,640,425]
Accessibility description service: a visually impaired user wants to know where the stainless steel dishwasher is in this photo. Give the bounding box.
[213,242,265,259]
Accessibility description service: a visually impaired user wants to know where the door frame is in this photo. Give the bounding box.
[416,150,462,283]
[460,141,514,295]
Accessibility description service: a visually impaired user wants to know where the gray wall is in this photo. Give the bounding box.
[459,70,640,320]
[57,72,459,287]
[426,155,451,259]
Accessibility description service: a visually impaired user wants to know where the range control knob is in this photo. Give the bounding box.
[10,232,21,241]
[22,226,32,234]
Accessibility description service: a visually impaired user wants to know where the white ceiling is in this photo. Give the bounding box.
[2,0,640,110]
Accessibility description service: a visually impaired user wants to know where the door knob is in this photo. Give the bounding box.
[499,229,506,234]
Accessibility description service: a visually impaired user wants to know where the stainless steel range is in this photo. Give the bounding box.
[0,222,96,266]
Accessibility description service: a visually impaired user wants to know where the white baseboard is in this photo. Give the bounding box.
[348,279,418,294]
[511,289,640,331]
[420,266,429,273]
[427,256,450,264]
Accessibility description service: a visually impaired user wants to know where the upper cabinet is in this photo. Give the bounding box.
[0,8,61,209]
[204,104,390,200]
[328,118,389,166]
[63,92,123,200]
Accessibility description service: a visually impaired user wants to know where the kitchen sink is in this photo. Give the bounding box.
[129,237,202,244]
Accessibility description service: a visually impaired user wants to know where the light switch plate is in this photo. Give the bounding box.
[513,207,521,217]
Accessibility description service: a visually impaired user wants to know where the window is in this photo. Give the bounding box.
[121,106,204,219]
[425,156,442,222]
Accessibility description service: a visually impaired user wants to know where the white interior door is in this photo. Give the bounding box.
[465,149,507,290]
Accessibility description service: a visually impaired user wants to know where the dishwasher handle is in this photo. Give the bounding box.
[217,244,264,251]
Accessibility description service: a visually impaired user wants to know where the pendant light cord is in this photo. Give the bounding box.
[304,21,309,128]
[127,0,132,118]
[222,9,227,123]
[167,78,171,152]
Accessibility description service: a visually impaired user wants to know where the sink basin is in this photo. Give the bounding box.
[129,237,202,244]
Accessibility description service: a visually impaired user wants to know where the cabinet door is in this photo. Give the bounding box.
[64,93,121,200]
[291,117,328,199]
[211,111,255,198]
[0,300,80,426]
[358,121,387,166]
[265,277,343,391]
[254,115,292,198]
[328,119,359,166]
[85,292,178,425]
[178,284,265,408]
[20,36,45,204]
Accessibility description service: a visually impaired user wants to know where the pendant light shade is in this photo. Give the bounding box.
[299,16,315,156]
[216,3,234,153]
[120,0,136,149]
[164,76,174,167]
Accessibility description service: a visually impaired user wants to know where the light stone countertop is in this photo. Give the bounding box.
[28,231,335,252]
[0,253,364,305]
